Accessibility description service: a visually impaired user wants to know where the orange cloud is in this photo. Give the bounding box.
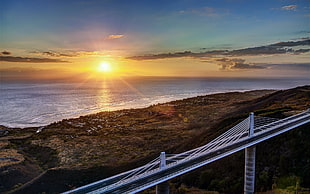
[104,34,124,40]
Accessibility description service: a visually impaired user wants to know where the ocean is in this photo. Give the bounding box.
[0,77,309,128]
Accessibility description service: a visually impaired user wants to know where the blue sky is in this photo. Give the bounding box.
[0,0,309,79]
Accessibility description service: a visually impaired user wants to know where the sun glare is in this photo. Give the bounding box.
[98,62,112,72]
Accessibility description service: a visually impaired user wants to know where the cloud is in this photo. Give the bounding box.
[30,50,105,57]
[1,51,11,55]
[179,6,228,17]
[228,39,310,56]
[216,60,308,72]
[30,51,76,57]
[269,39,310,47]
[216,58,266,70]
[0,56,68,63]
[294,49,310,54]
[104,34,124,40]
[281,5,297,11]
[229,46,288,56]
[127,51,197,60]
[127,50,230,60]
[126,39,309,73]
[127,39,310,60]
[266,63,310,70]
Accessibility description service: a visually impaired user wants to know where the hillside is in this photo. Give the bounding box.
[0,85,309,193]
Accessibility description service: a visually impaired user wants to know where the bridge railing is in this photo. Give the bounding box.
[167,116,251,162]
[254,110,310,135]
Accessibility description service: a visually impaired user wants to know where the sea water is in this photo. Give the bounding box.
[0,77,309,128]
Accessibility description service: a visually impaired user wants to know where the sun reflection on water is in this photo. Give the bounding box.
[97,80,113,111]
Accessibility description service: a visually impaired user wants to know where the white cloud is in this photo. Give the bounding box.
[104,34,124,40]
[281,5,297,11]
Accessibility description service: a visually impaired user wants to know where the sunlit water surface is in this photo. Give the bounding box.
[0,77,309,128]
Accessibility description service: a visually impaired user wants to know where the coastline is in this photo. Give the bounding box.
[0,90,274,129]
[0,89,276,129]
[1,89,276,130]
[2,76,310,128]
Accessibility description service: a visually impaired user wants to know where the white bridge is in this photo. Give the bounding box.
[63,109,310,194]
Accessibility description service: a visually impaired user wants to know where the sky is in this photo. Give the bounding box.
[0,0,309,81]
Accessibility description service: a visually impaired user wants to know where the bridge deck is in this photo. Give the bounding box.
[63,110,310,194]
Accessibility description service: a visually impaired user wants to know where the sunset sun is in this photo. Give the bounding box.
[98,62,112,72]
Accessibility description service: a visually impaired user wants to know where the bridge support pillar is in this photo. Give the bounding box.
[244,146,256,194]
[156,152,169,194]
[156,181,169,194]
[244,112,256,194]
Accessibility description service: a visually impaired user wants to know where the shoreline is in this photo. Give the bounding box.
[2,76,310,129]
[0,88,277,129]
